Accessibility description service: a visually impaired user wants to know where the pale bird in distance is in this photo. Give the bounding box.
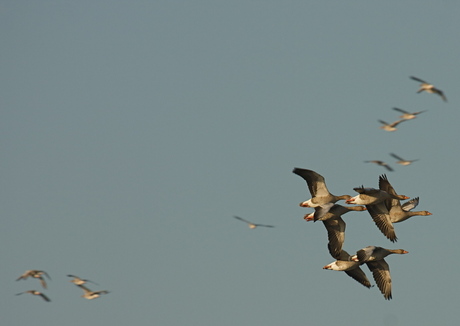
[378,119,405,132]
[364,160,394,172]
[392,107,426,120]
[67,274,99,285]
[233,216,274,229]
[390,153,419,166]
[16,270,51,289]
[16,290,51,302]
[76,284,110,300]
[410,76,447,102]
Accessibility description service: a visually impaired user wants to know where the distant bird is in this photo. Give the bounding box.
[392,107,426,120]
[16,270,51,289]
[233,216,274,229]
[76,284,110,300]
[292,168,351,207]
[67,275,98,286]
[16,290,51,302]
[323,250,372,289]
[364,160,394,172]
[390,153,419,166]
[410,76,447,102]
[356,246,408,300]
[378,119,406,132]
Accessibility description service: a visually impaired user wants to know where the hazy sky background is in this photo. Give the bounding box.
[2,1,459,325]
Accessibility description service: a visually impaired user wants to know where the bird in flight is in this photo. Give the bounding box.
[16,290,51,302]
[76,284,110,300]
[410,76,447,102]
[390,153,419,166]
[378,119,405,132]
[16,270,51,289]
[233,216,274,229]
[67,274,99,285]
[364,160,394,172]
[392,107,426,120]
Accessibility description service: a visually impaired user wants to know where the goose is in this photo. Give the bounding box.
[390,153,419,166]
[304,204,366,258]
[292,168,351,207]
[410,76,447,102]
[16,290,51,302]
[67,274,99,285]
[364,160,393,172]
[378,177,432,224]
[16,270,51,289]
[378,119,405,132]
[345,180,409,206]
[392,107,426,120]
[356,246,408,300]
[233,216,274,229]
[363,174,412,242]
[323,250,372,289]
[76,284,110,300]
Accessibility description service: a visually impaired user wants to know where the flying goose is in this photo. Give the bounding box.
[16,270,51,289]
[364,160,394,172]
[410,76,447,102]
[345,179,409,206]
[76,284,110,300]
[378,119,405,132]
[390,153,419,166]
[392,107,426,120]
[356,246,408,300]
[233,216,274,229]
[67,275,99,285]
[16,290,51,302]
[323,250,372,289]
[304,204,367,259]
[293,168,351,207]
[376,177,432,225]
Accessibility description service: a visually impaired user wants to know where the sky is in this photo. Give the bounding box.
[2,1,459,325]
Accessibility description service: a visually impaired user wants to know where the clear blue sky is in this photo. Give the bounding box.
[2,1,458,325]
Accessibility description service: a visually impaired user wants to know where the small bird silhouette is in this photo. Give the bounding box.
[392,107,426,120]
[378,119,405,132]
[233,216,274,229]
[364,160,394,172]
[410,76,447,102]
[76,284,110,300]
[16,270,51,289]
[16,290,51,302]
[67,274,99,285]
[390,153,419,166]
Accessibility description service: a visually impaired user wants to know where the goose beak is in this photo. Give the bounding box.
[299,201,309,207]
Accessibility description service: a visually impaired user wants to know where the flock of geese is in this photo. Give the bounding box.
[292,168,432,300]
[233,76,443,300]
[19,77,445,303]
[15,270,109,302]
[368,76,446,171]
[290,76,442,300]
